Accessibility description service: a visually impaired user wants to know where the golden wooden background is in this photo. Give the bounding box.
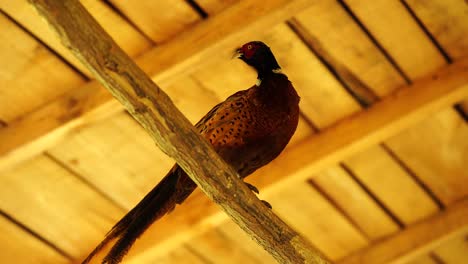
[0,0,467,263]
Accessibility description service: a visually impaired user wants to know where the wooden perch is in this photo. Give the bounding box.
[28,0,329,263]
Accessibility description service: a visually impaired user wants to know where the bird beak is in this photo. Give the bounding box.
[232,48,243,59]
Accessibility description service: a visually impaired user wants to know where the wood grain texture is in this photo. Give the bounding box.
[196,0,239,15]
[218,220,277,263]
[404,255,439,264]
[386,108,468,206]
[108,0,200,43]
[345,0,446,79]
[345,0,466,212]
[0,13,84,122]
[405,0,468,59]
[344,146,440,225]
[189,228,264,264]
[338,198,468,264]
[405,0,468,115]
[126,246,206,264]
[311,165,400,240]
[269,182,369,261]
[0,81,121,172]
[433,231,468,264]
[47,112,174,209]
[28,0,328,263]
[0,214,69,264]
[0,155,124,258]
[294,0,405,98]
[0,0,152,76]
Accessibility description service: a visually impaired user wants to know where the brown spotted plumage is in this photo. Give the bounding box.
[83,41,300,264]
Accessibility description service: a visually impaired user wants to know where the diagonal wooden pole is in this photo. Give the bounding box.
[28,0,329,263]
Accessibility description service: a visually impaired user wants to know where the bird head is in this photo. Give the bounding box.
[234,41,281,79]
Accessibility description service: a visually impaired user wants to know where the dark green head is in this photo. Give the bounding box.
[235,41,281,79]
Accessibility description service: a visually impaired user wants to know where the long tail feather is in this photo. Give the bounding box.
[82,165,196,264]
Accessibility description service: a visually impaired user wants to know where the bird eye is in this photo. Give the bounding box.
[247,45,252,50]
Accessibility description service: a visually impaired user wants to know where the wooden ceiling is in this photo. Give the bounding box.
[1,0,467,263]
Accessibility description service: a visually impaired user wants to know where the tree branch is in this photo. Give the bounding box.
[28,0,329,263]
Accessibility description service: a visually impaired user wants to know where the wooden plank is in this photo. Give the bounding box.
[0,81,121,172]
[269,183,369,261]
[127,246,206,264]
[405,0,468,114]
[311,165,400,240]
[47,112,174,209]
[386,108,468,206]
[433,231,468,264]
[218,220,277,263]
[196,0,238,14]
[0,155,124,258]
[343,0,467,206]
[0,13,84,122]
[193,22,361,128]
[188,228,264,264]
[338,198,468,264]
[0,0,152,76]
[0,0,317,172]
[344,145,440,225]
[293,0,406,97]
[0,214,69,264]
[344,0,446,79]
[405,0,468,59]
[108,0,200,43]
[404,255,439,264]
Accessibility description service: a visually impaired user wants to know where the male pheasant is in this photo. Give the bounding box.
[84,41,300,264]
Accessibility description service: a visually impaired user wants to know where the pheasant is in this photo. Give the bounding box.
[84,41,300,264]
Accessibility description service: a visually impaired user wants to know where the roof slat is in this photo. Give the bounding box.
[0,214,69,264]
[311,165,400,240]
[0,155,124,258]
[108,0,200,43]
[344,145,440,225]
[0,0,152,76]
[0,13,84,122]
[386,108,468,206]
[293,0,405,98]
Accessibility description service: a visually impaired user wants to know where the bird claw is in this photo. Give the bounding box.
[244,182,259,194]
[261,200,272,209]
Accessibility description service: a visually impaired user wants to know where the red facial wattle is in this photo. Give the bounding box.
[241,43,256,59]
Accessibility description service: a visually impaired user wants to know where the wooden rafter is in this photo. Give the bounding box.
[338,198,468,264]
[28,0,328,263]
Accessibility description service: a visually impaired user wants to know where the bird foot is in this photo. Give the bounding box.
[244,182,259,194]
[261,200,272,209]
[244,182,271,208]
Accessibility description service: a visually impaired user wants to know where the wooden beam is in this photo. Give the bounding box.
[29,0,328,263]
[0,82,120,172]
[337,198,468,264]
[0,0,313,172]
[121,59,468,261]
